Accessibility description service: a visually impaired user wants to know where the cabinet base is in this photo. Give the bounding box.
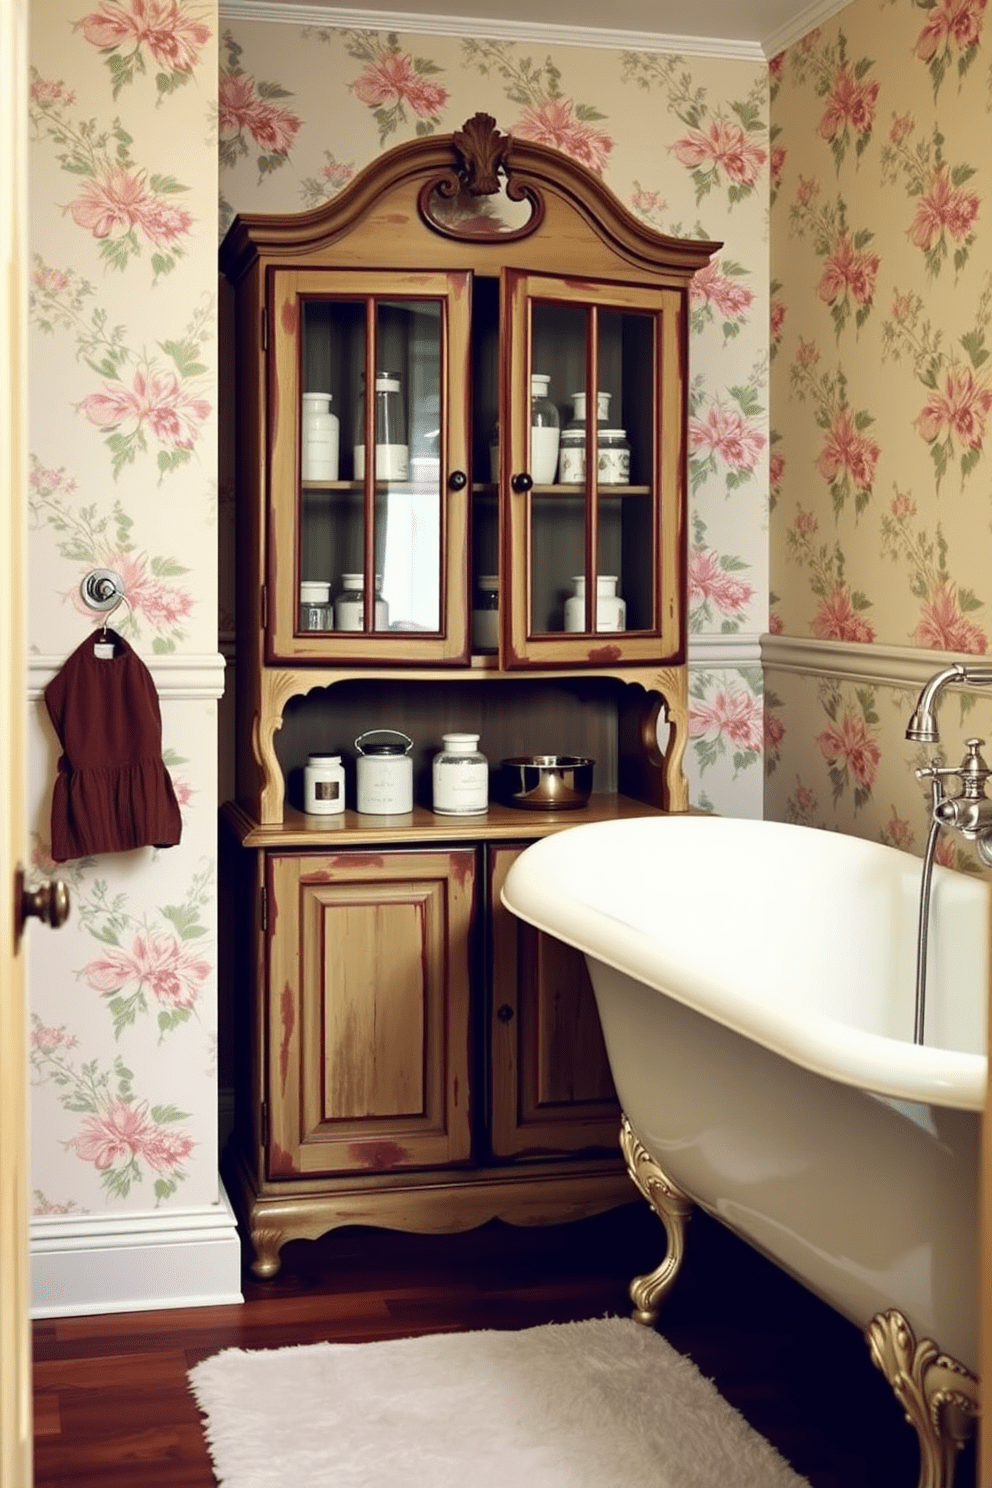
[224,1145,635,1279]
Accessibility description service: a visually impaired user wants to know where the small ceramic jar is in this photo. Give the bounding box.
[354,730,413,814]
[299,580,332,631]
[563,575,626,633]
[432,733,488,816]
[303,753,345,815]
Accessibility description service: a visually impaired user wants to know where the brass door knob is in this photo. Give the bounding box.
[15,867,70,946]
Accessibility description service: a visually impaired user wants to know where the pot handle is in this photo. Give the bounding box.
[354,729,413,755]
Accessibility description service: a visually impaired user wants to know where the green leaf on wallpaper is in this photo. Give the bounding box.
[854,56,875,79]
[157,1007,192,1037]
[730,100,763,134]
[156,71,191,99]
[150,1104,191,1124]
[152,635,176,653]
[958,587,982,612]
[154,1177,179,1202]
[961,445,981,480]
[150,556,189,577]
[61,159,95,177]
[960,330,988,368]
[150,254,177,281]
[574,103,608,122]
[148,174,189,196]
[853,409,874,430]
[256,81,294,100]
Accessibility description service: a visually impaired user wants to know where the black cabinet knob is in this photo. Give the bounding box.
[496,1004,515,1022]
[511,472,533,494]
[448,469,467,490]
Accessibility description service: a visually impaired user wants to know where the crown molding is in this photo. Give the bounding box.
[762,0,851,57]
[218,0,767,60]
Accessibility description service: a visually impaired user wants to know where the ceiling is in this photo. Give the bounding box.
[235,0,848,58]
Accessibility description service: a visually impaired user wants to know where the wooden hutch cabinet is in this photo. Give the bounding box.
[219,114,718,1277]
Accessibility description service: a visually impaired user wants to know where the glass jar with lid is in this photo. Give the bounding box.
[432,733,488,815]
[299,580,332,630]
[597,429,631,485]
[335,573,389,630]
[530,373,560,484]
[353,371,408,481]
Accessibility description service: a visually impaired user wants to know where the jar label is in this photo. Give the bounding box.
[433,759,488,814]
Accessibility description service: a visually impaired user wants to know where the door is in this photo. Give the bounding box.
[500,270,687,671]
[2,0,30,1474]
[267,268,472,665]
[489,844,619,1159]
[266,849,475,1177]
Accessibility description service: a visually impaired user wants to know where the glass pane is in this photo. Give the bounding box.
[530,301,586,632]
[594,310,655,634]
[299,297,365,634]
[298,296,443,636]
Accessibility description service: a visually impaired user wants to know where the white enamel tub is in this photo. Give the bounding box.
[501,815,989,1374]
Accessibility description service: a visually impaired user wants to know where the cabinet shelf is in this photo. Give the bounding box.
[223,792,671,849]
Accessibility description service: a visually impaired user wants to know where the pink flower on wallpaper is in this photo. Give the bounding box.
[76,0,211,74]
[352,51,447,117]
[30,1024,79,1053]
[915,0,987,61]
[770,299,786,340]
[811,584,876,643]
[107,551,193,628]
[913,584,989,653]
[935,834,958,867]
[515,100,614,175]
[689,407,766,471]
[69,167,192,247]
[83,931,210,1011]
[218,72,300,156]
[769,449,785,493]
[909,165,980,251]
[30,75,76,106]
[817,232,880,308]
[71,1100,194,1173]
[886,810,914,851]
[916,367,992,449]
[690,690,763,752]
[818,66,880,141]
[817,712,881,790]
[770,143,786,190]
[688,548,754,616]
[673,120,766,188]
[79,368,210,451]
[816,407,880,491]
[690,261,754,320]
[764,707,785,750]
[631,187,667,215]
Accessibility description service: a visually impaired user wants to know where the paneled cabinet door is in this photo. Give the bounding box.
[266,848,475,1178]
[489,844,620,1159]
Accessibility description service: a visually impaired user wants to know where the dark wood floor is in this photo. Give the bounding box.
[32,1200,974,1488]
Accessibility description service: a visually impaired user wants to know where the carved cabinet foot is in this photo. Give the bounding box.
[249,1225,287,1279]
[619,1113,693,1326]
[865,1308,978,1488]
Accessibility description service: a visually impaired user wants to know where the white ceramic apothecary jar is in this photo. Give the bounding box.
[563,575,626,633]
[301,393,340,482]
[432,733,488,816]
[530,374,560,485]
[335,573,389,631]
[303,753,345,815]
[354,730,414,814]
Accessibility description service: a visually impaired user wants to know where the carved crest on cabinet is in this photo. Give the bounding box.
[419,112,544,242]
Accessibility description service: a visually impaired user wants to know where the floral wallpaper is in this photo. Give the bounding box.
[27,0,220,1218]
[766,0,992,861]
[217,20,772,817]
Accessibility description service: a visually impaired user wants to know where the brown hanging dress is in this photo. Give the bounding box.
[44,628,183,863]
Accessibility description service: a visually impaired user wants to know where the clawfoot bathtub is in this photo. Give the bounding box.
[501,815,988,1488]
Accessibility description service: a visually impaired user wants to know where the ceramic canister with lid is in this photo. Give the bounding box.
[563,575,626,633]
[530,373,560,484]
[303,753,345,815]
[354,729,413,814]
[335,573,389,631]
[432,733,488,816]
[301,392,340,481]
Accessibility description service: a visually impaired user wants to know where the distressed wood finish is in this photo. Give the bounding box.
[489,844,619,1160]
[266,850,474,1180]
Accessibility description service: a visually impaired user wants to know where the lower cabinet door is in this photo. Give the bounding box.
[489,843,620,1159]
[266,848,475,1178]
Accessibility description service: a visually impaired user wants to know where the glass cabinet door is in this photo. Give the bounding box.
[501,270,686,669]
[268,269,471,663]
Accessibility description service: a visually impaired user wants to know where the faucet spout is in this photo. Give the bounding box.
[905,663,992,743]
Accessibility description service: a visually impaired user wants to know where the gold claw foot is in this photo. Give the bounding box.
[865,1308,978,1488]
[619,1113,693,1326]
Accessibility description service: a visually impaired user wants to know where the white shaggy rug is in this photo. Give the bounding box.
[188,1316,812,1487]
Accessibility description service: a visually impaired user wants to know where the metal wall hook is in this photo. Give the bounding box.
[79,569,131,636]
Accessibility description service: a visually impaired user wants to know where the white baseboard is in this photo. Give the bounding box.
[30,1181,243,1318]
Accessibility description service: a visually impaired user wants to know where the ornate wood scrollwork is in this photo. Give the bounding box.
[419,112,543,241]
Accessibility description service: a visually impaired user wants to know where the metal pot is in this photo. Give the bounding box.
[498,755,594,810]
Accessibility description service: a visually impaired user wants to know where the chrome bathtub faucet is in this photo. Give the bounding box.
[907,663,992,865]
